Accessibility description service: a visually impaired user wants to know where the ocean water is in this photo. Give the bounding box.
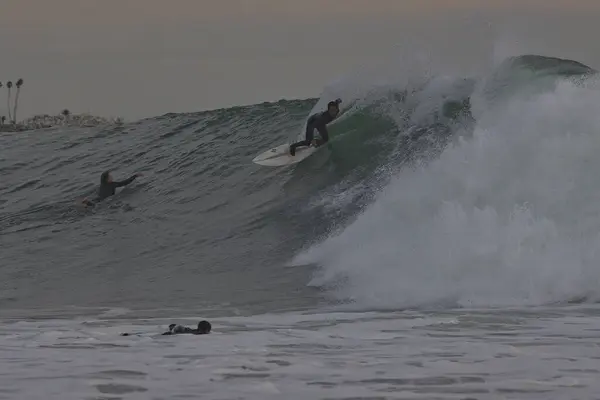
[2,54,600,399]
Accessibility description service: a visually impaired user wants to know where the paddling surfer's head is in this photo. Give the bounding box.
[100,171,113,184]
[197,320,211,334]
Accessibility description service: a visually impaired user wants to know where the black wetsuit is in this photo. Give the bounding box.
[120,321,211,336]
[289,111,335,156]
[97,175,137,201]
[162,324,209,335]
[83,171,138,207]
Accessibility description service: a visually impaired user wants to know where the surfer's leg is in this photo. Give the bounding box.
[290,126,314,156]
[290,141,308,156]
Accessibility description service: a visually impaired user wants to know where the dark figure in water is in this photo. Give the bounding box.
[162,320,212,335]
[82,170,141,207]
[289,98,341,156]
[120,321,212,336]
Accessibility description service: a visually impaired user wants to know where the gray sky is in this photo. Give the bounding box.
[1,0,599,120]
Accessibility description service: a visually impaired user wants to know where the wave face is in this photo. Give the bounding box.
[292,54,600,310]
[1,54,599,315]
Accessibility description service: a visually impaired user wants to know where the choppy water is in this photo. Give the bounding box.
[2,54,600,398]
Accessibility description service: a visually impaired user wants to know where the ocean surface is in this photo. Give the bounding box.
[3,54,600,399]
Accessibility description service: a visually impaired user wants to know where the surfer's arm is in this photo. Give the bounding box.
[113,174,140,188]
[316,126,329,145]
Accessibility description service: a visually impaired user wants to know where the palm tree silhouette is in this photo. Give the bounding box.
[6,81,12,123]
[13,79,23,124]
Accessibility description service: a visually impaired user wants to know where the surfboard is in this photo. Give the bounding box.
[252,143,319,167]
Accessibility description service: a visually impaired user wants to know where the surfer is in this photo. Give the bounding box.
[289,98,341,156]
[162,321,212,335]
[119,321,212,336]
[82,170,142,207]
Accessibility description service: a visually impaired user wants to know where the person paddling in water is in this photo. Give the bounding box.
[82,170,142,207]
[289,98,341,156]
[120,320,212,336]
[162,321,212,335]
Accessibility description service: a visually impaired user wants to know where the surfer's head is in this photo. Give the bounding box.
[197,320,211,334]
[100,171,112,184]
[327,99,341,118]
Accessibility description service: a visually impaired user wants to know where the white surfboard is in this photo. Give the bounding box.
[252,143,319,167]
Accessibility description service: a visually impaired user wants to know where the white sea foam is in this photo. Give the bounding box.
[1,307,599,399]
[295,77,600,310]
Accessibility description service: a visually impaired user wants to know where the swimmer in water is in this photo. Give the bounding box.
[82,170,141,207]
[162,320,212,335]
[120,320,212,337]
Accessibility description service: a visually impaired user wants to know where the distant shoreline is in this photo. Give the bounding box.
[0,112,124,132]
[1,78,123,132]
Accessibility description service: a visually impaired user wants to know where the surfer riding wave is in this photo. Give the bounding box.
[289,98,341,156]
